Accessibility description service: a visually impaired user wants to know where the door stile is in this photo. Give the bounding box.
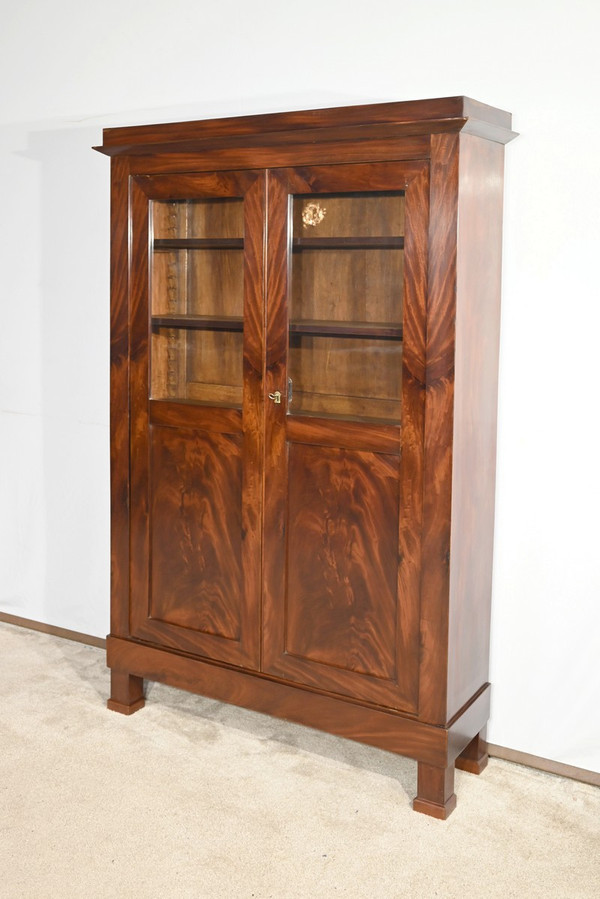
[110,157,133,638]
[397,164,429,710]
[240,171,268,669]
[129,176,152,639]
[262,170,291,664]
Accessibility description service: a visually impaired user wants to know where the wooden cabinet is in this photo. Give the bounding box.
[95,97,516,819]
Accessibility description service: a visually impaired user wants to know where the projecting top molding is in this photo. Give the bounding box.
[94,96,518,157]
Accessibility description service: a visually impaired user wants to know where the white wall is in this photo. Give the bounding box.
[1,0,598,772]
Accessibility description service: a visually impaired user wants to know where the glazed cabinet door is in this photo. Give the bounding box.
[263,162,429,711]
[128,171,265,668]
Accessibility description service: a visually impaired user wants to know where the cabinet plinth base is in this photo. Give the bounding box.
[106,637,491,819]
[107,670,145,715]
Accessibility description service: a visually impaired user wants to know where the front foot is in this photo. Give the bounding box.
[107,670,145,715]
[413,762,457,819]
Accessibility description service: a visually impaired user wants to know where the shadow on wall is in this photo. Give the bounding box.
[0,121,110,636]
[0,94,378,637]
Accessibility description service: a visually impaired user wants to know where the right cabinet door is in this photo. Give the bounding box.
[263,161,429,713]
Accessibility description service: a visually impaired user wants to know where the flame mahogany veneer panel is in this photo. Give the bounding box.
[149,425,243,640]
[286,444,400,681]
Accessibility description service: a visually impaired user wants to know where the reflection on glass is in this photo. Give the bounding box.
[151,327,243,407]
[153,198,243,240]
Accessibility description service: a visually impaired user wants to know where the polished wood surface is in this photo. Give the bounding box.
[98,99,515,819]
[418,132,460,726]
[447,133,505,719]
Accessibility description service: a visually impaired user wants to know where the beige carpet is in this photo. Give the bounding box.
[0,621,598,898]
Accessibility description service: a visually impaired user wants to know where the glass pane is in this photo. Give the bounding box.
[289,191,404,423]
[153,198,243,239]
[151,327,243,406]
[293,192,404,238]
[289,335,402,422]
[291,248,403,325]
[150,198,244,406]
[151,249,243,317]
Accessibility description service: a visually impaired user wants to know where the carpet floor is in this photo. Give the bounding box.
[0,621,598,898]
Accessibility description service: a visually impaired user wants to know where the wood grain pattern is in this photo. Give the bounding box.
[148,425,243,639]
[149,399,242,434]
[417,133,460,726]
[123,137,431,177]
[396,163,430,713]
[286,415,401,455]
[285,445,400,681]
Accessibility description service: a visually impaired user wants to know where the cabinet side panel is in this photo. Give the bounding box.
[418,134,459,725]
[110,157,131,637]
[447,134,505,719]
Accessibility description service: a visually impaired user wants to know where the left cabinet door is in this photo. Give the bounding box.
[127,171,265,668]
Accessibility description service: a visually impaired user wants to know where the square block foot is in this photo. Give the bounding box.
[455,752,488,775]
[107,696,146,715]
[413,793,457,820]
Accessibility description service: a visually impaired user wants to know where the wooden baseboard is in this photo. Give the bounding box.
[0,611,105,649]
[487,743,600,788]
[1,611,598,787]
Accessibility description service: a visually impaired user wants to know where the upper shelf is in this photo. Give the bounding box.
[151,315,403,340]
[153,237,403,251]
[154,238,243,250]
[151,315,243,331]
[292,237,404,250]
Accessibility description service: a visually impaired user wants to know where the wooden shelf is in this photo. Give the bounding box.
[151,314,243,331]
[292,236,404,250]
[289,320,403,340]
[153,238,243,249]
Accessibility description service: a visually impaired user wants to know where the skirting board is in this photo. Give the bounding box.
[0,611,105,649]
[1,610,598,788]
